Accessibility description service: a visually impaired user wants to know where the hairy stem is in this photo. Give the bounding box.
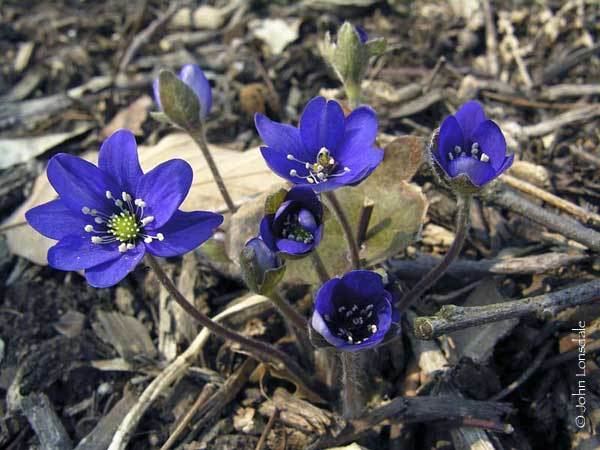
[310,251,330,284]
[269,290,309,337]
[397,194,471,311]
[340,352,365,419]
[325,191,360,269]
[145,254,320,396]
[189,122,236,214]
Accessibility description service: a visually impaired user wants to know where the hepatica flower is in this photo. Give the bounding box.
[260,186,323,256]
[154,64,212,119]
[432,100,513,189]
[311,270,394,352]
[25,129,223,288]
[255,96,383,193]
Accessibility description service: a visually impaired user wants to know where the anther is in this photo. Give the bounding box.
[105,191,113,199]
[84,225,94,232]
[480,153,490,163]
[454,145,462,154]
[141,216,154,226]
[126,243,135,250]
[94,217,104,224]
[289,169,298,177]
[115,199,123,207]
[118,243,127,253]
[157,233,164,241]
[91,236,103,244]
[134,199,146,207]
[144,237,152,244]
[82,206,91,214]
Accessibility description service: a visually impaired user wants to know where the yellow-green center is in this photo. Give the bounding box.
[108,212,140,242]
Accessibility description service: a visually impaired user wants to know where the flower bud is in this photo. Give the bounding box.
[319,22,386,104]
[240,238,285,295]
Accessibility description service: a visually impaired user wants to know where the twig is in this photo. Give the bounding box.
[145,255,320,398]
[159,383,218,450]
[489,341,554,401]
[255,408,279,450]
[570,143,600,168]
[189,123,237,214]
[397,194,471,312]
[542,339,600,370]
[481,0,499,78]
[21,393,73,450]
[0,220,27,233]
[483,186,600,252]
[356,197,374,246]
[424,56,447,92]
[117,2,180,74]
[108,295,272,450]
[324,191,360,269]
[310,251,330,284]
[500,174,600,225]
[389,252,589,279]
[411,279,600,339]
[498,11,533,88]
[520,104,600,138]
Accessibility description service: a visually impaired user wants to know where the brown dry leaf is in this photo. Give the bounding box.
[2,133,282,265]
[101,95,152,138]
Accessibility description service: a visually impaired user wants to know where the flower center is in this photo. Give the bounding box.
[82,191,164,253]
[287,147,350,184]
[324,303,378,344]
[280,210,315,244]
[447,142,490,163]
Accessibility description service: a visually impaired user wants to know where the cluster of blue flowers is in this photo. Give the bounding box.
[27,60,512,352]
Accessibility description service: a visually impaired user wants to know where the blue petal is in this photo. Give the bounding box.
[284,186,323,219]
[298,209,317,232]
[338,270,385,303]
[314,277,342,317]
[26,199,88,240]
[245,237,279,272]
[135,159,193,228]
[179,64,212,118]
[447,156,497,187]
[276,238,313,255]
[255,114,310,161]
[259,216,277,251]
[496,153,514,177]
[145,210,223,257]
[48,234,120,271]
[98,129,143,195]
[341,106,378,148]
[470,120,507,170]
[437,116,464,173]
[47,153,120,214]
[454,100,486,141]
[299,97,345,153]
[355,25,368,43]
[311,309,348,349]
[259,146,303,184]
[84,242,145,288]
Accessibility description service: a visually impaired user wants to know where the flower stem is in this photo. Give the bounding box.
[188,122,236,214]
[396,194,471,312]
[340,351,365,419]
[268,290,308,336]
[324,191,360,269]
[310,251,330,284]
[145,254,320,397]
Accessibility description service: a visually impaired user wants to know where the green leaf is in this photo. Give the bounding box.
[149,111,174,125]
[366,37,387,56]
[264,188,288,215]
[158,70,201,130]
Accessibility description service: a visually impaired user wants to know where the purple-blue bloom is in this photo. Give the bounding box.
[260,186,323,256]
[354,25,368,44]
[255,96,383,193]
[26,129,223,288]
[311,270,394,352]
[433,100,513,188]
[154,64,212,119]
[244,237,281,275]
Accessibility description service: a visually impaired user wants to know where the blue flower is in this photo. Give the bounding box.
[260,186,323,256]
[432,100,513,188]
[241,237,285,294]
[354,25,368,44]
[255,96,383,193]
[311,270,394,352]
[25,129,223,288]
[154,64,212,119]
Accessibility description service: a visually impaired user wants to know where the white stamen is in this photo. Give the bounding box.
[126,243,135,250]
[82,206,91,214]
[134,199,146,207]
[287,154,294,160]
[91,236,103,244]
[289,169,297,176]
[118,243,127,252]
[157,233,164,241]
[84,225,94,232]
[95,217,104,224]
[141,216,154,226]
[105,191,113,199]
[144,237,152,244]
[454,145,462,154]
[115,199,123,207]
[369,324,378,333]
[121,192,131,202]
[480,153,490,163]
[307,178,314,184]
[448,152,454,161]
